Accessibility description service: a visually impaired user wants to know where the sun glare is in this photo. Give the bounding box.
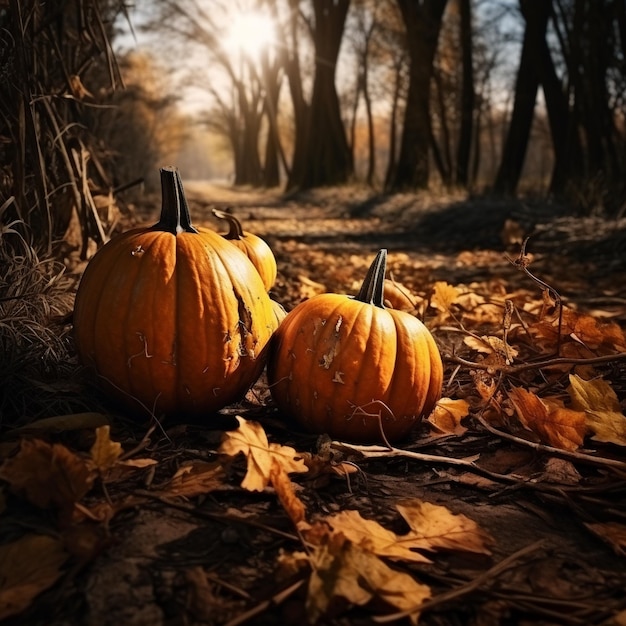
[222,11,276,60]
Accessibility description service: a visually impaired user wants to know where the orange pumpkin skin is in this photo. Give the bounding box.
[212,209,277,291]
[383,279,418,312]
[268,251,443,443]
[73,167,275,417]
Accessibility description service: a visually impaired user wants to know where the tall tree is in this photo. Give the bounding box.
[455,0,475,187]
[494,0,552,194]
[389,0,448,191]
[288,0,353,189]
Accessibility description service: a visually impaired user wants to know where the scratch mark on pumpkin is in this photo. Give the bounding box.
[234,290,254,358]
[319,315,342,369]
[332,371,345,384]
[127,332,153,367]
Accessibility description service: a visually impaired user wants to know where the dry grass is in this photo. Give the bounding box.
[0,212,95,427]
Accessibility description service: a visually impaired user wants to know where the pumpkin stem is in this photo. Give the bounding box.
[212,208,245,240]
[153,166,198,235]
[356,249,387,308]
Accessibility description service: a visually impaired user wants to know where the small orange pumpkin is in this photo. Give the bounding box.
[267,250,443,443]
[73,167,274,417]
[383,278,419,313]
[212,209,277,291]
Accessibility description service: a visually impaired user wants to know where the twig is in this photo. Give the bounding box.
[445,351,626,375]
[373,540,546,623]
[474,413,626,471]
[223,579,306,626]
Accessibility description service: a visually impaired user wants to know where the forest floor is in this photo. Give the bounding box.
[2,182,626,626]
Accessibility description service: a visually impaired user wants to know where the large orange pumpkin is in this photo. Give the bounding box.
[212,209,277,291]
[267,250,443,443]
[73,167,275,417]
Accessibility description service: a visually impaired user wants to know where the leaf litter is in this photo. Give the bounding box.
[1,185,626,625]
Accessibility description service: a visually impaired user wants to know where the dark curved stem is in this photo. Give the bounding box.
[212,208,245,240]
[356,249,387,308]
[152,166,198,235]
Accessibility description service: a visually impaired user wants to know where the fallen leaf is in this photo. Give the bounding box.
[428,398,470,435]
[307,533,430,625]
[431,281,461,312]
[270,459,307,528]
[464,335,518,363]
[567,375,626,447]
[89,425,122,472]
[0,439,93,512]
[9,412,110,435]
[395,499,494,555]
[508,387,586,451]
[158,461,225,498]
[584,522,626,557]
[219,417,308,492]
[326,509,432,563]
[0,534,68,620]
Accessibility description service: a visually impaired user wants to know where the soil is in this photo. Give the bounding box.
[2,182,626,626]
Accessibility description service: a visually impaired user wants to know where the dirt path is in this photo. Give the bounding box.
[4,183,626,626]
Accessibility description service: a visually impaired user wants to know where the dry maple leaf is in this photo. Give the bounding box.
[508,387,586,451]
[0,534,69,620]
[584,522,626,557]
[219,417,308,491]
[427,397,470,436]
[158,461,225,498]
[395,499,494,555]
[0,439,93,512]
[89,425,122,472]
[567,374,626,447]
[326,509,432,563]
[306,532,431,625]
[269,459,307,528]
[431,281,461,312]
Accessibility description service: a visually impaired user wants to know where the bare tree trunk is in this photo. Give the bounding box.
[389,0,448,191]
[291,0,353,190]
[494,0,551,194]
[455,0,474,187]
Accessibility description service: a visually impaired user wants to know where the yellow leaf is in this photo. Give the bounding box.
[159,461,225,498]
[89,426,122,472]
[508,387,586,451]
[567,375,626,446]
[396,499,494,555]
[307,533,430,625]
[584,521,626,557]
[219,417,308,492]
[327,509,431,563]
[428,398,470,435]
[0,439,93,511]
[430,281,460,312]
[0,534,68,620]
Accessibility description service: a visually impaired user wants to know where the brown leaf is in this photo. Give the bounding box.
[158,461,225,498]
[0,534,69,620]
[219,417,308,492]
[269,459,307,528]
[0,439,93,511]
[396,499,494,555]
[427,398,470,436]
[431,281,460,312]
[307,533,430,625]
[584,522,626,557]
[326,509,432,563]
[508,387,586,451]
[567,375,626,447]
[89,425,122,472]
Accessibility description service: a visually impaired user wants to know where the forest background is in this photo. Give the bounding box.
[1,0,625,258]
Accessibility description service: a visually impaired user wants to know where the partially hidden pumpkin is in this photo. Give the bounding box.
[212,208,277,291]
[267,249,443,443]
[73,166,275,417]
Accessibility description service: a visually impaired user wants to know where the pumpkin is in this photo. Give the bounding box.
[267,249,443,443]
[212,208,277,290]
[383,278,419,313]
[270,299,288,328]
[73,166,275,417]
